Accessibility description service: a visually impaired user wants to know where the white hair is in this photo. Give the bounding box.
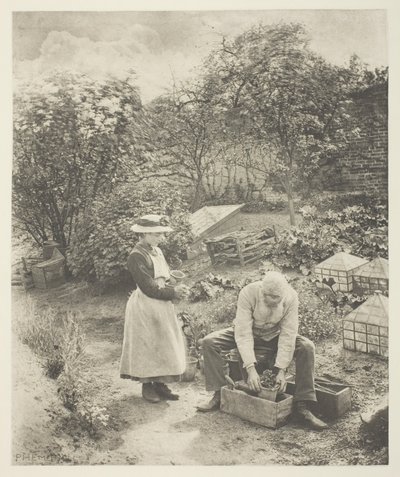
[261,271,288,296]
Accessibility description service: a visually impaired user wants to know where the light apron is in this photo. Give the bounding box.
[119,247,186,381]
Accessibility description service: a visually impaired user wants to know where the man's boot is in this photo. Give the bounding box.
[196,391,221,412]
[294,401,329,430]
[142,383,161,403]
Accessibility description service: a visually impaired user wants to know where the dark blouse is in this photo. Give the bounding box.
[127,243,176,301]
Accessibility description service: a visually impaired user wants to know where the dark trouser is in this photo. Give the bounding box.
[202,327,317,402]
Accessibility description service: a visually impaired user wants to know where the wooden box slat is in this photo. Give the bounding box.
[205,228,276,266]
[221,386,293,429]
[285,380,352,419]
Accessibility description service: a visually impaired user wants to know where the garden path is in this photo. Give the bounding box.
[12,278,388,465]
[11,210,388,465]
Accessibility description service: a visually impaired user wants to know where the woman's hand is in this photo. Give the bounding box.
[246,366,262,393]
[174,284,190,300]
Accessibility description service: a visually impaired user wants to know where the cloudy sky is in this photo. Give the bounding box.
[13,10,387,103]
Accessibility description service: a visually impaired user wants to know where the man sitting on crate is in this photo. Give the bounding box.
[196,271,328,430]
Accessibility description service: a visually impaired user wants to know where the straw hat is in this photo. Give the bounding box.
[130,214,173,233]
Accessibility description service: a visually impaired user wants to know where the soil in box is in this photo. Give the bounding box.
[221,386,293,429]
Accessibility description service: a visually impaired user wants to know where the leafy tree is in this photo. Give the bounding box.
[67,180,193,284]
[203,23,365,225]
[347,54,388,90]
[145,84,221,211]
[13,71,148,247]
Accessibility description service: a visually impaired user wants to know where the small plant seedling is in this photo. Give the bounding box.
[260,369,276,389]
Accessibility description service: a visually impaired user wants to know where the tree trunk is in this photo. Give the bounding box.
[190,177,205,212]
[287,194,296,227]
[285,171,296,226]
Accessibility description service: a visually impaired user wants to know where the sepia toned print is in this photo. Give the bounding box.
[11,9,388,465]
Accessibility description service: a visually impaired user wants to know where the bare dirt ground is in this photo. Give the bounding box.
[11,212,388,466]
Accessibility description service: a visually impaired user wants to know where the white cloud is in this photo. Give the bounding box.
[13,12,387,102]
[13,26,202,103]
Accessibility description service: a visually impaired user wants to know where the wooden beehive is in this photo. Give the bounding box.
[352,257,389,295]
[221,386,293,429]
[342,291,388,357]
[314,252,368,292]
[204,228,276,266]
[31,248,66,289]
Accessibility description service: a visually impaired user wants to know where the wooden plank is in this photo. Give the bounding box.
[194,204,245,241]
[234,381,278,402]
[244,255,263,265]
[236,238,245,266]
[242,237,275,252]
[206,243,217,265]
[205,229,253,243]
[215,244,236,251]
[217,251,237,258]
[243,252,259,260]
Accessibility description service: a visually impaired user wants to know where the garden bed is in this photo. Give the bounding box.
[12,211,388,465]
[12,292,388,464]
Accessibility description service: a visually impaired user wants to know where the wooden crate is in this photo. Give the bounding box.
[221,386,293,429]
[285,380,352,419]
[205,227,276,267]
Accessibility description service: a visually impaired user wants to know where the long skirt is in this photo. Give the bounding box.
[119,287,186,382]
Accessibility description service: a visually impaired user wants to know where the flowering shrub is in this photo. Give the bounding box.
[77,403,110,437]
[13,71,147,248]
[68,180,193,284]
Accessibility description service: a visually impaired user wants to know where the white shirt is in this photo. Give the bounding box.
[233,281,299,369]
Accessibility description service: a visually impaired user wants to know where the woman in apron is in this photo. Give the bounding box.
[120,214,189,402]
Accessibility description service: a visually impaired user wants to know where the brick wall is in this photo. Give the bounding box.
[327,83,388,194]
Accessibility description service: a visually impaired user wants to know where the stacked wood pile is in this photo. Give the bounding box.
[204,226,276,266]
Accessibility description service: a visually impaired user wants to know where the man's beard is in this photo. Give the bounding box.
[262,300,284,321]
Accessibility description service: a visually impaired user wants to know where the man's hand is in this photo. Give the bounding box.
[274,368,287,393]
[246,366,261,393]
